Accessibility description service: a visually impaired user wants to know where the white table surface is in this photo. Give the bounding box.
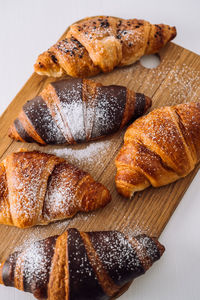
[0,0,200,299]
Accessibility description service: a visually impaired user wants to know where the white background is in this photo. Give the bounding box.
[0,0,200,299]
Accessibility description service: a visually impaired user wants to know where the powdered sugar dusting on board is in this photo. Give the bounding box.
[161,63,200,103]
[137,59,200,105]
[46,138,113,171]
[12,210,97,252]
[53,211,97,231]
[108,57,200,108]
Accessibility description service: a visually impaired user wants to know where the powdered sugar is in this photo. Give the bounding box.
[23,97,65,144]
[161,63,200,103]
[23,241,51,284]
[90,231,143,276]
[7,228,162,294]
[55,81,86,142]
[43,171,76,221]
[3,40,199,296]
[6,153,55,224]
[137,58,200,106]
[87,229,162,282]
[121,28,144,47]
[47,138,113,171]
[16,236,57,295]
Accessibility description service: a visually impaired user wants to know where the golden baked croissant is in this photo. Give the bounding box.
[8,78,151,145]
[34,16,176,77]
[0,150,111,228]
[0,228,165,299]
[115,102,200,197]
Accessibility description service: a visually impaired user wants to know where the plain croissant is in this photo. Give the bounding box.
[0,150,111,228]
[115,102,200,198]
[0,228,165,299]
[8,78,151,145]
[34,16,176,78]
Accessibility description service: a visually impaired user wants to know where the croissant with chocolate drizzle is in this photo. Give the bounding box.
[0,149,111,228]
[8,78,151,145]
[0,228,165,299]
[34,16,176,78]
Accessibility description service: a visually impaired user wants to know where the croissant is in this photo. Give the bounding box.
[115,102,200,197]
[8,78,151,145]
[34,16,176,78]
[0,228,165,299]
[0,150,111,228]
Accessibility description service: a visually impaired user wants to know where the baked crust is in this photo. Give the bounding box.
[34,16,176,77]
[115,102,200,197]
[0,149,111,228]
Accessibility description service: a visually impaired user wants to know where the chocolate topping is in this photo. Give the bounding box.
[2,251,19,287]
[23,96,66,144]
[91,85,126,138]
[14,118,35,143]
[135,235,161,261]
[51,79,86,143]
[67,228,107,300]
[23,235,58,299]
[2,228,164,300]
[135,93,146,118]
[87,231,145,287]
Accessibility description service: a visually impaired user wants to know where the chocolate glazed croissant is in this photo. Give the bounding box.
[115,102,200,197]
[34,16,176,78]
[8,78,151,145]
[0,150,111,228]
[0,228,165,299]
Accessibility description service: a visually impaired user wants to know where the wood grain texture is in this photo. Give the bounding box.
[0,25,200,299]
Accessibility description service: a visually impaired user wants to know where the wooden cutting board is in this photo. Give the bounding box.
[0,28,200,298]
